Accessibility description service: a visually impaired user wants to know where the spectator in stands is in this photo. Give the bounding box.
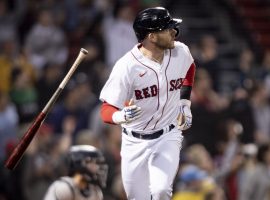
[9,68,38,124]
[0,0,18,46]
[249,83,270,144]
[74,129,102,149]
[185,144,215,175]
[192,68,229,112]
[0,39,16,94]
[0,91,18,161]
[0,139,25,200]
[77,39,109,97]
[36,62,63,110]
[235,48,259,91]
[237,143,270,200]
[72,72,98,112]
[196,35,221,92]
[238,143,258,200]
[212,119,245,199]
[103,1,137,68]
[173,164,224,200]
[173,164,208,200]
[227,82,256,144]
[46,76,90,137]
[24,7,68,76]
[261,50,270,96]
[0,38,35,94]
[186,68,229,155]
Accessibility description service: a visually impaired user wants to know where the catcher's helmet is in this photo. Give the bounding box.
[133,7,182,42]
[68,145,108,188]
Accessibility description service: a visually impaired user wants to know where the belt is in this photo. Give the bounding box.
[123,124,175,140]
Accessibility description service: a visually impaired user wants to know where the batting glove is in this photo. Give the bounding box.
[178,99,192,130]
[112,105,142,124]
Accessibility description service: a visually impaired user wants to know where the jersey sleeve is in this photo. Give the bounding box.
[180,63,196,100]
[175,41,194,71]
[99,59,131,109]
[175,42,196,100]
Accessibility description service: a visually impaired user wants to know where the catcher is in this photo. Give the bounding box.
[43,145,108,200]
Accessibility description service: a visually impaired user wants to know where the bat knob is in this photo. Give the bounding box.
[80,48,88,55]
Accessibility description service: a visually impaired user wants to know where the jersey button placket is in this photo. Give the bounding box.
[155,69,167,127]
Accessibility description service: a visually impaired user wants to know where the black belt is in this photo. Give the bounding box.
[123,124,175,140]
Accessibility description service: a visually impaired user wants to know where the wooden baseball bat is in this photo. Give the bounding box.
[5,48,88,170]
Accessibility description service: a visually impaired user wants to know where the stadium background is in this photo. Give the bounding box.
[0,0,270,199]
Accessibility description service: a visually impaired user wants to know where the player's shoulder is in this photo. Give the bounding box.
[115,52,132,66]
[54,177,74,198]
[171,41,192,59]
[174,41,190,52]
[112,46,137,71]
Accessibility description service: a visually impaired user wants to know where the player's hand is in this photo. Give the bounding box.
[177,99,192,130]
[112,102,142,124]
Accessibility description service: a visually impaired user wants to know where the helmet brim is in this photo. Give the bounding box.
[167,18,182,37]
[167,18,182,29]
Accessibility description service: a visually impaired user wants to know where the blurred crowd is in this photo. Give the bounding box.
[0,0,270,200]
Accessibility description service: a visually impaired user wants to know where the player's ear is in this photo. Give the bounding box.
[148,33,157,42]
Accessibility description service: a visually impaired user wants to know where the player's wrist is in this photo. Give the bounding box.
[112,110,126,124]
[179,99,191,108]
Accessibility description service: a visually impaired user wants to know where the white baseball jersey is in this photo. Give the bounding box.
[100,41,194,132]
[100,41,194,200]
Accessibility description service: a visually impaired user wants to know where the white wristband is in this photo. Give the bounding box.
[112,111,126,124]
[179,99,191,107]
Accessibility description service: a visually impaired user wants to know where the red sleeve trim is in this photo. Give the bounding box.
[100,102,119,124]
[183,63,196,86]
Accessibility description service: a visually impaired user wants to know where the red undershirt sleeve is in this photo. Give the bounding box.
[180,63,196,100]
[100,102,119,124]
[183,62,196,86]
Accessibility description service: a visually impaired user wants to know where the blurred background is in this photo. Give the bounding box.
[0,0,270,199]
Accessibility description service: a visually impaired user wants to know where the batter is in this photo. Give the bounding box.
[100,7,196,200]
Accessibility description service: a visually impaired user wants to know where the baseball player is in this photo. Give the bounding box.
[99,7,196,200]
[43,145,108,200]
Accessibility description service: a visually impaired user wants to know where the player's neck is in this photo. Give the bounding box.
[73,174,88,189]
[139,44,164,64]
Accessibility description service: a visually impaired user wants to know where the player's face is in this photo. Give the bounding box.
[153,28,177,50]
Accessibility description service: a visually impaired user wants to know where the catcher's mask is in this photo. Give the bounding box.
[133,7,182,42]
[68,145,108,188]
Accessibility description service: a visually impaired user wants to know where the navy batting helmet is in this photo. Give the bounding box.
[68,145,108,188]
[133,7,182,42]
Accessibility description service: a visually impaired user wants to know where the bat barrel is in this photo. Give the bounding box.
[5,112,46,169]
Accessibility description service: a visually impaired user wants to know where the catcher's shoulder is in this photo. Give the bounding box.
[53,177,74,199]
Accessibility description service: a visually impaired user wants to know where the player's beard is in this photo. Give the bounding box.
[154,35,175,50]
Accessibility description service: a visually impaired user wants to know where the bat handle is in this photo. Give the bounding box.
[5,112,46,170]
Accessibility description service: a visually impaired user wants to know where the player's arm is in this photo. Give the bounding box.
[181,62,196,99]
[100,101,142,124]
[178,62,196,130]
